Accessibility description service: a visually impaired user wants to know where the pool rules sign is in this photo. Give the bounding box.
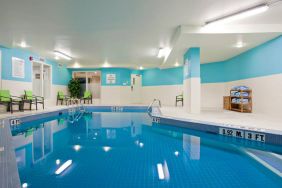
[12,57,25,78]
[219,127,265,142]
[106,74,116,84]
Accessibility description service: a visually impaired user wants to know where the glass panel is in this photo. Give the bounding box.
[87,72,101,99]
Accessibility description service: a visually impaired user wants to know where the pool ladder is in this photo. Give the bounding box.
[147,99,161,117]
[68,104,85,123]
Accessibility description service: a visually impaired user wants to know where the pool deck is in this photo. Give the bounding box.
[159,107,282,135]
[0,104,281,135]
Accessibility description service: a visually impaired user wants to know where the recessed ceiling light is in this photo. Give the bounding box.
[102,146,111,152]
[102,61,111,68]
[56,159,61,165]
[174,62,179,67]
[174,151,179,156]
[54,50,72,60]
[139,66,143,70]
[73,62,81,68]
[22,183,28,188]
[55,56,60,60]
[205,4,269,26]
[18,41,29,48]
[73,145,81,151]
[235,41,246,48]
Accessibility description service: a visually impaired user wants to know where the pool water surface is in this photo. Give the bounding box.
[12,112,282,188]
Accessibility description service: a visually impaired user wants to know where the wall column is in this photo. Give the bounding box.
[183,47,201,113]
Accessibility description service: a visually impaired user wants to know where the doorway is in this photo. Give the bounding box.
[131,74,142,104]
[32,61,51,99]
[73,71,101,99]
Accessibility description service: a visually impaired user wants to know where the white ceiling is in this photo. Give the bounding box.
[165,32,281,66]
[0,0,282,68]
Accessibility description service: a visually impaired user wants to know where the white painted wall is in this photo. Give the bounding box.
[201,82,225,111]
[141,85,183,106]
[183,78,201,113]
[224,74,282,116]
[201,73,282,116]
[100,86,132,105]
[1,79,68,108]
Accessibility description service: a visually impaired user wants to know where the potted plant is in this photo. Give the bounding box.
[68,79,81,98]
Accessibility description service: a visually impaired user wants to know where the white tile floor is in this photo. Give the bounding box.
[159,107,282,135]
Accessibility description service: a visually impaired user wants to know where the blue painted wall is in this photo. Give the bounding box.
[201,35,282,83]
[184,47,200,79]
[0,46,71,86]
[142,67,183,86]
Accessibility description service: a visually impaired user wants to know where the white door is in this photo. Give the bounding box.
[43,65,51,99]
[32,62,43,96]
[32,62,52,99]
[131,74,142,104]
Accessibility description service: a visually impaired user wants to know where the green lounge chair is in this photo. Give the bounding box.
[0,90,23,113]
[175,94,183,106]
[23,90,44,110]
[57,91,70,105]
[80,91,92,104]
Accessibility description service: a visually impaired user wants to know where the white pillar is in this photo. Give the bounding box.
[183,47,201,113]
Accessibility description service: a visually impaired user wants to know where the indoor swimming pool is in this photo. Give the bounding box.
[11,110,282,188]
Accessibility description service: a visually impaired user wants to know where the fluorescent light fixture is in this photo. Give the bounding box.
[205,4,269,26]
[54,50,72,60]
[102,146,111,152]
[22,183,28,188]
[56,159,61,165]
[55,160,72,175]
[157,48,171,59]
[73,145,81,151]
[157,163,165,180]
[139,66,143,70]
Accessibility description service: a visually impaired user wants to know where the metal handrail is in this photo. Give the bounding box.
[147,99,161,115]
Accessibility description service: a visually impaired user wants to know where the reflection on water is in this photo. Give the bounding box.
[183,134,201,160]
[11,112,282,188]
[13,112,147,168]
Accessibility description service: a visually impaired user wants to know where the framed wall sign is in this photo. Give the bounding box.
[12,57,25,78]
[106,74,116,84]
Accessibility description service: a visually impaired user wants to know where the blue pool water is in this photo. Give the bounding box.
[12,111,282,188]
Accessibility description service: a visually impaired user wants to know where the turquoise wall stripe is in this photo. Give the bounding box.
[142,67,183,86]
[49,61,71,86]
[184,47,200,79]
[0,46,71,86]
[201,35,282,83]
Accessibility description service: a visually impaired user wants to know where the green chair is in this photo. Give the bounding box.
[81,91,92,104]
[57,91,70,105]
[0,90,23,113]
[175,94,183,106]
[23,90,44,110]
